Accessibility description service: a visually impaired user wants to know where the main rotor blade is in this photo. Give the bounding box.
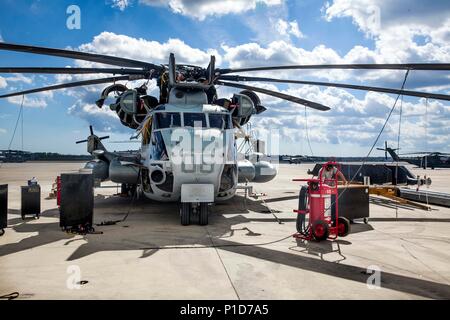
[218,63,450,75]
[219,75,450,102]
[0,75,142,98]
[216,80,330,111]
[0,42,161,70]
[109,141,141,144]
[0,67,149,75]
[399,152,440,155]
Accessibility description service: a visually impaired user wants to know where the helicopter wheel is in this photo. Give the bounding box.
[180,202,191,226]
[199,203,209,226]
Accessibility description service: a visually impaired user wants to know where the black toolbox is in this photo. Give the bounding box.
[60,173,94,230]
[337,185,370,223]
[0,184,7,235]
[21,185,41,219]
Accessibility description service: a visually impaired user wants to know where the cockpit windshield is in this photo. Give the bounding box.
[184,113,207,128]
[154,112,181,129]
[209,113,232,130]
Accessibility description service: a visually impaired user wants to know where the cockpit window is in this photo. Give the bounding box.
[154,112,181,129]
[209,113,231,130]
[184,113,207,127]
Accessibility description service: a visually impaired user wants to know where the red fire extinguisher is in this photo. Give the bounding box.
[293,161,351,241]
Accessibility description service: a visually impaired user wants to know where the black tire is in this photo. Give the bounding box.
[21,214,25,220]
[296,186,308,233]
[337,217,351,237]
[312,220,329,241]
[180,203,191,226]
[0,229,4,236]
[199,203,209,226]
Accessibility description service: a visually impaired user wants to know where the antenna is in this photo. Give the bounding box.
[206,55,215,85]
[385,141,388,160]
[168,53,176,88]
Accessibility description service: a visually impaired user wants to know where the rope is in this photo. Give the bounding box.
[322,69,411,213]
[304,106,314,156]
[244,177,283,224]
[139,234,294,251]
[425,98,429,206]
[395,88,404,218]
[0,292,19,300]
[96,167,141,226]
[21,96,24,151]
[345,69,410,185]
[7,95,24,150]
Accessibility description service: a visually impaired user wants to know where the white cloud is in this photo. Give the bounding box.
[5,74,33,84]
[252,85,450,151]
[323,0,450,63]
[0,128,6,134]
[324,0,450,38]
[139,0,283,20]
[111,0,132,11]
[0,74,34,94]
[0,77,6,89]
[289,21,303,39]
[68,100,133,134]
[222,41,342,70]
[77,32,221,66]
[274,19,304,39]
[322,0,450,71]
[7,91,53,108]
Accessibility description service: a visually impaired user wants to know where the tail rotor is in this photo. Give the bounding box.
[377,141,400,161]
[76,125,109,154]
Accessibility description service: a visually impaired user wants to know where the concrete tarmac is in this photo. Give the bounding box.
[0,162,449,299]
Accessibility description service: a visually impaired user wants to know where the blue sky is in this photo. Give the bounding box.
[0,0,449,156]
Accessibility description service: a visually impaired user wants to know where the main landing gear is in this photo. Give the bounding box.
[180,202,209,226]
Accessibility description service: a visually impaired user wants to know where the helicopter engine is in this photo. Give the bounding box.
[220,90,266,126]
[96,84,158,129]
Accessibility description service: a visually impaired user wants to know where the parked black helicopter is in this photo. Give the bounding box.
[378,142,450,169]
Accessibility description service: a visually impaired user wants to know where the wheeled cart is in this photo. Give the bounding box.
[293,162,351,241]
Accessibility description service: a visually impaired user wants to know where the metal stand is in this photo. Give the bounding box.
[236,183,253,209]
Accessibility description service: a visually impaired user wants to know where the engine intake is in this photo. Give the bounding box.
[224,90,266,126]
[97,84,159,130]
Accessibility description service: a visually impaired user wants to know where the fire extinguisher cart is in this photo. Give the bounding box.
[293,162,351,241]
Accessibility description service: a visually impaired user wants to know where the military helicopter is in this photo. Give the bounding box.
[1,42,450,225]
[378,141,450,169]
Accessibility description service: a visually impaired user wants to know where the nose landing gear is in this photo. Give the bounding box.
[180,202,209,226]
[180,203,191,226]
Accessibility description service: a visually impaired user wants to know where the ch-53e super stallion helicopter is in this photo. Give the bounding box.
[1,42,450,225]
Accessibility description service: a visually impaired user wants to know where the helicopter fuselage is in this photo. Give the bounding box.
[140,103,238,202]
